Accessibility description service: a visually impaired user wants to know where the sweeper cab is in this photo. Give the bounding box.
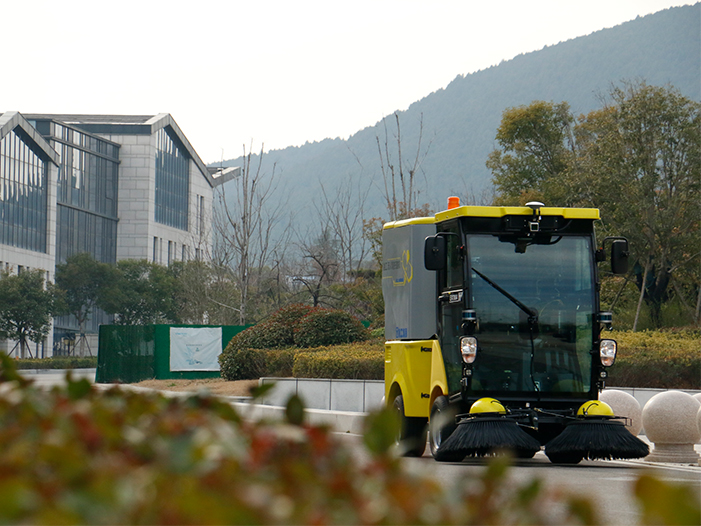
[382,198,648,463]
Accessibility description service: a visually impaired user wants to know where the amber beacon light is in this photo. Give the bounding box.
[447,196,460,209]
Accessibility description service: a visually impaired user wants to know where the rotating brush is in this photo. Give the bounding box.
[438,415,542,460]
[545,418,649,463]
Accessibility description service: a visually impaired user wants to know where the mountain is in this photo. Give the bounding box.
[214,4,700,225]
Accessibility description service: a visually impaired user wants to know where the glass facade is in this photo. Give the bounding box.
[34,120,121,337]
[48,122,120,265]
[155,128,189,230]
[0,130,48,252]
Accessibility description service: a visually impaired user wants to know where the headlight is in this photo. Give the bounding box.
[600,339,617,367]
[460,336,477,363]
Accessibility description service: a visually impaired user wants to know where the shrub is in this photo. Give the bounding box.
[229,303,317,350]
[15,356,98,370]
[220,348,296,381]
[267,303,317,328]
[606,329,701,389]
[293,341,384,380]
[293,309,370,348]
[220,304,371,380]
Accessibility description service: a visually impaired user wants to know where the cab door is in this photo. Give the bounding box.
[437,221,465,394]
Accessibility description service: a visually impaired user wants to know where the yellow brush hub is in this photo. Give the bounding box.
[469,397,507,414]
[577,400,614,417]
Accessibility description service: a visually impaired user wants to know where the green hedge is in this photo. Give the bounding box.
[219,304,372,380]
[221,340,384,381]
[15,356,98,370]
[219,348,297,381]
[606,329,700,389]
[293,342,384,379]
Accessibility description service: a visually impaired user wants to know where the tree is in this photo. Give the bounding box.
[487,82,701,328]
[293,227,340,307]
[213,143,289,324]
[487,100,577,205]
[169,260,242,326]
[54,253,118,355]
[376,112,432,221]
[578,82,700,327]
[0,269,61,358]
[99,260,177,325]
[315,175,370,280]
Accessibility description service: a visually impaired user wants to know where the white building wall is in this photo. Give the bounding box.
[100,133,155,261]
[99,132,213,265]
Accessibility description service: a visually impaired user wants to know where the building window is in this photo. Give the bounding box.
[199,195,205,237]
[0,130,48,253]
[35,120,120,265]
[155,128,189,231]
[153,236,159,263]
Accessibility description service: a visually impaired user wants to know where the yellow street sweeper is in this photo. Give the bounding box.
[383,198,648,463]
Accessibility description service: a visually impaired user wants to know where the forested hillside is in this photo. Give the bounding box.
[215,4,700,223]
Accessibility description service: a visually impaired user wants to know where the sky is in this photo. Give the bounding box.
[3,0,694,164]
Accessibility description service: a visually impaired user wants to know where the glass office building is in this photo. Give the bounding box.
[0,112,218,357]
[29,119,121,341]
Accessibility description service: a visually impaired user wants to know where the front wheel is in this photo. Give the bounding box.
[393,395,427,457]
[429,396,464,462]
[546,452,583,464]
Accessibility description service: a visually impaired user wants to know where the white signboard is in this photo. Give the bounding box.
[169,327,222,371]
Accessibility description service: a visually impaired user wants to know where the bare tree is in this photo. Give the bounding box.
[292,227,340,307]
[314,175,371,280]
[212,143,288,324]
[376,112,432,221]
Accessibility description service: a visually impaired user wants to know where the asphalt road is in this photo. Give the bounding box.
[20,368,97,387]
[399,450,701,525]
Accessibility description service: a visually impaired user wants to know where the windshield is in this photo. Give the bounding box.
[468,234,594,397]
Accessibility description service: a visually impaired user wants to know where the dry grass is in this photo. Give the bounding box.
[133,378,258,397]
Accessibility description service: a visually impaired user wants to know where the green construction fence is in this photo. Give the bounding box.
[96,324,249,384]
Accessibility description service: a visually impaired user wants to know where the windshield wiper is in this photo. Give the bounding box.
[471,267,538,322]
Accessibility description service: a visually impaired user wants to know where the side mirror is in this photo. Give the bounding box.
[424,235,446,271]
[611,239,629,275]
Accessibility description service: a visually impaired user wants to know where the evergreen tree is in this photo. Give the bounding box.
[0,269,61,358]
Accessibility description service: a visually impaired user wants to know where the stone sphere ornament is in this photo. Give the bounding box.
[600,390,643,436]
[642,391,700,463]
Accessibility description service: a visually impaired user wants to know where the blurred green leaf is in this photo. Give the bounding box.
[635,474,701,525]
[66,374,93,400]
[285,394,305,426]
[362,408,400,456]
[248,382,276,400]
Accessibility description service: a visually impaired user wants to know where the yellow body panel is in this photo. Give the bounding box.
[383,217,436,230]
[435,205,600,222]
[385,339,448,418]
[383,206,600,229]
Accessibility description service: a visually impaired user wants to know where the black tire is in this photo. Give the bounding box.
[429,396,464,462]
[546,452,583,464]
[393,395,427,457]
